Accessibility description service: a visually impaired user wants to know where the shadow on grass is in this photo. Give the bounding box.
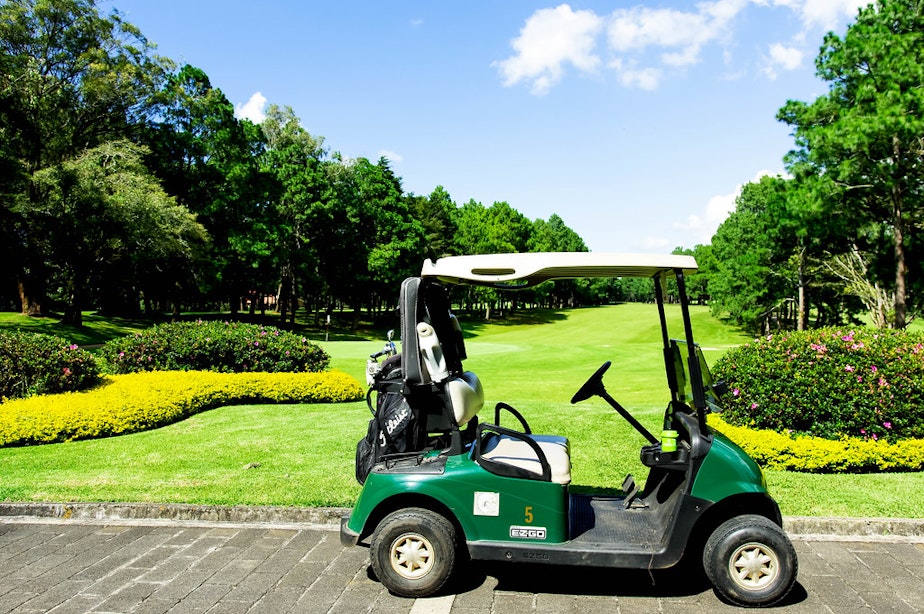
[458,308,570,338]
[0,312,155,346]
[0,310,387,346]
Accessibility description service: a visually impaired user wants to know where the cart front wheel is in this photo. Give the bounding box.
[703,514,797,607]
[370,507,457,597]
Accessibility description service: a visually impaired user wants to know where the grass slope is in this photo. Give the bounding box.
[1,305,922,517]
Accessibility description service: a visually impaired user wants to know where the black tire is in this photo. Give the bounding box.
[703,514,798,607]
[369,507,457,598]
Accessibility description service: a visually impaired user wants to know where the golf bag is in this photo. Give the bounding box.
[355,356,420,484]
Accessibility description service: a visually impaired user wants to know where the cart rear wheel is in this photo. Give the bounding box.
[703,514,797,607]
[370,507,457,597]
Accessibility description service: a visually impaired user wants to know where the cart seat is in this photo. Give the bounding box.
[480,431,572,485]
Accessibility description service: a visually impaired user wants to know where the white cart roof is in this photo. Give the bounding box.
[421,252,698,288]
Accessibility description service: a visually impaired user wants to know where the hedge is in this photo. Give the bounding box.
[99,321,329,374]
[0,331,101,401]
[712,328,924,441]
[708,414,924,473]
[0,370,363,447]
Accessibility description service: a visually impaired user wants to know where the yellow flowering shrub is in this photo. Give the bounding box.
[708,414,924,472]
[0,370,364,447]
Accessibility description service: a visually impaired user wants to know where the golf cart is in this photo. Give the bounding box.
[342,252,797,607]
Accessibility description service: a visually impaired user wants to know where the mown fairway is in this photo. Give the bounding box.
[1,304,922,517]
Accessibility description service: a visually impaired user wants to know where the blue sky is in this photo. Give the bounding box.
[107,0,867,253]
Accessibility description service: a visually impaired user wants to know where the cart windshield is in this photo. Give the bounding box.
[671,340,724,413]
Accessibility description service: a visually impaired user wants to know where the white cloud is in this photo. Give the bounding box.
[377,149,404,164]
[605,2,740,90]
[764,0,867,30]
[234,91,267,123]
[410,18,424,27]
[804,0,867,28]
[611,61,661,90]
[607,0,746,69]
[494,4,603,95]
[495,0,865,94]
[674,170,777,242]
[643,236,672,250]
[762,43,804,79]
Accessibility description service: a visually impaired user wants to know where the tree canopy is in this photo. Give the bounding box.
[704,0,924,332]
[6,0,922,329]
[0,0,595,323]
[777,0,924,329]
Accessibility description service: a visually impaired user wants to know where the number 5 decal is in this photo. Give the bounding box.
[525,506,533,524]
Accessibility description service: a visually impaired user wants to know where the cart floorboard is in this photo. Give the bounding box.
[570,495,660,548]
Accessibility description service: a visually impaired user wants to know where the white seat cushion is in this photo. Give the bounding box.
[529,434,569,451]
[481,433,571,485]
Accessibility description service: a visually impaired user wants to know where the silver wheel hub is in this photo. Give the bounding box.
[729,542,778,591]
[389,532,434,580]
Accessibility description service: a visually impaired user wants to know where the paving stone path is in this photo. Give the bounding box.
[1,519,922,613]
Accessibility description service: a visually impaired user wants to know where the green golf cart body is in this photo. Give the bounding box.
[342,252,797,607]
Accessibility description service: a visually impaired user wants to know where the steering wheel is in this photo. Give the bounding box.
[570,361,612,404]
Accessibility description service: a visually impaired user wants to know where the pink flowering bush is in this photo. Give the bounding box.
[712,328,924,441]
[100,321,329,374]
[0,331,102,400]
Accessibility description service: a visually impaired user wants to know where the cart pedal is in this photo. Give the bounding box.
[622,474,641,509]
[621,474,635,493]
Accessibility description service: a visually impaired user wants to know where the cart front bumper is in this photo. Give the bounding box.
[340,514,360,547]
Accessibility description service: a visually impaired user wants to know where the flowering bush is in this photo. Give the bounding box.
[99,321,329,374]
[0,370,364,447]
[712,328,924,441]
[0,331,101,401]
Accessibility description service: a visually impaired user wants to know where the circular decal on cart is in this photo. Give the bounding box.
[474,491,499,516]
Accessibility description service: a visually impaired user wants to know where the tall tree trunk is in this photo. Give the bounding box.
[892,151,907,329]
[278,264,293,324]
[289,279,298,325]
[797,246,807,331]
[893,220,907,329]
[17,264,47,317]
[892,135,908,330]
[18,278,45,316]
[62,272,84,327]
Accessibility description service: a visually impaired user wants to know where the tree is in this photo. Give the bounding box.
[673,245,712,305]
[142,64,266,314]
[31,141,207,325]
[529,214,589,307]
[778,0,924,328]
[0,0,168,315]
[528,214,587,253]
[408,185,458,260]
[259,105,332,323]
[709,177,801,330]
[710,176,859,331]
[355,157,425,313]
[330,156,425,325]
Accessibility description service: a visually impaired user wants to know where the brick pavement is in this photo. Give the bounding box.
[0,519,922,613]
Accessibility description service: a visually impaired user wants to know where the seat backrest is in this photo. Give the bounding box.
[446,372,484,426]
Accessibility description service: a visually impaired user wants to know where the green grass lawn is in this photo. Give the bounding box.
[1,304,922,517]
[0,311,153,346]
